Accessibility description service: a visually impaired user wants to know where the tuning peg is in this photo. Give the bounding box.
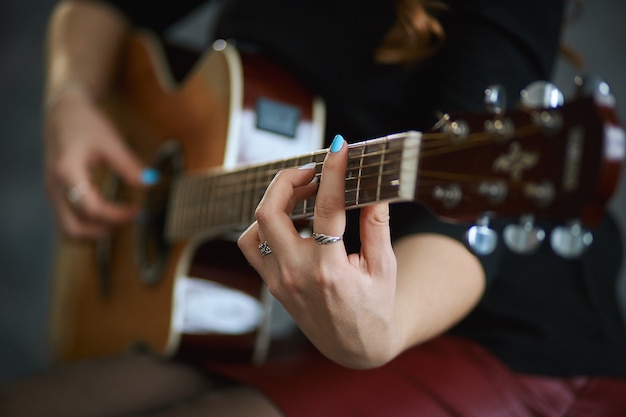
[520,82,564,132]
[520,81,564,109]
[550,221,593,258]
[503,215,545,254]
[483,85,514,139]
[574,74,616,107]
[574,74,611,97]
[484,85,507,115]
[466,215,498,255]
[433,113,469,140]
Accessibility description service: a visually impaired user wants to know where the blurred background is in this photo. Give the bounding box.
[1,0,625,384]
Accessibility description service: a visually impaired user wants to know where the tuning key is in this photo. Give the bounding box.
[503,215,545,254]
[550,221,593,258]
[574,74,616,107]
[520,81,564,109]
[433,113,469,140]
[466,215,498,255]
[484,85,507,115]
[575,74,610,97]
[483,85,515,139]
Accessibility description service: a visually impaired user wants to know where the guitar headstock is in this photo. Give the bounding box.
[416,80,625,257]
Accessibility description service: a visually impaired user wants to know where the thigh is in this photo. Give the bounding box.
[143,385,283,417]
[203,336,625,417]
[0,351,213,417]
[564,377,626,417]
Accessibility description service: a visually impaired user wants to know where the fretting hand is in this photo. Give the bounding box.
[238,135,399,369]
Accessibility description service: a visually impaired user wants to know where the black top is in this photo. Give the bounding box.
[101,0,626,377]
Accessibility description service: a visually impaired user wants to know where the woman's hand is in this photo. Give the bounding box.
[43,85,155,239]
[238,135,399,369]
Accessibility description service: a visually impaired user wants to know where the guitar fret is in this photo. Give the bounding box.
[197,175,210,233]
[204,175,213,229]
[344,142,405,208]
[188,176,198,233]
[218,173,229,227]
[192,176,204,233]
[182,176,195,235]
[225,175,235,225]
[354,144,365,206]
[197,176,206,231]
[240,172,252,226]
[232,172,242,226]
[215,172,227,228]
[250,165,264,224]
[198,176,207,231]
[253,165,266,221]
[375,144,383,202]
[187,176,198,233]
[171,176,192,238]
[182,177,192,235]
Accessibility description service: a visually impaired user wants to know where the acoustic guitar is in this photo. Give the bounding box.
[50,31,624,364]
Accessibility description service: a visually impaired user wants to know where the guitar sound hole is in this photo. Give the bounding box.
[137,141,183,285]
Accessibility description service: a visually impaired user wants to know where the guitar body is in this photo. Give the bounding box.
[50,32,325,362]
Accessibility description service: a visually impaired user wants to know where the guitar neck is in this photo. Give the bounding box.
[166,131,422,240]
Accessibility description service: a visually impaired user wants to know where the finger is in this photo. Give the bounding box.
[358,202,395,276]
[59,176,138,223]
[59,211,111,239]
[238,221,266,273]
[254,165,317,255]
[287,173,319,214]
[312,134,348,240]
[101,138,157,188]
[52,189,111,239]
[76,189,140,224]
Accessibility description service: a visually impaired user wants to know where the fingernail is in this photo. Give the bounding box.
[298,162,316,170]
[330,134,344,153]
[141,168,160,185]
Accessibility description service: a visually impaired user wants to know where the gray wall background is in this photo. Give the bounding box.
[1,0,625,384]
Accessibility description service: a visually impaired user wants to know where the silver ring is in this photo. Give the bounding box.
[259,241,272,256]
[312,232,343,245]
[66,180,91,209]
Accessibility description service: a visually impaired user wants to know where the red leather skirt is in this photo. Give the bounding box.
[203,335,626,417]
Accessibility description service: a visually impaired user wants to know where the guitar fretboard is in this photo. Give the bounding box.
[166,131,421,241]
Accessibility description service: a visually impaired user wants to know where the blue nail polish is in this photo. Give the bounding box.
[141,168,160,185]
[330,134,344,153]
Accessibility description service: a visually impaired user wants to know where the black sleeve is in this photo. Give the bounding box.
[388,203,506,287]
[95,0,212,33]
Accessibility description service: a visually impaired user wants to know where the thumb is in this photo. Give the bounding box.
[102,141,159,188]
[359,202,394,274]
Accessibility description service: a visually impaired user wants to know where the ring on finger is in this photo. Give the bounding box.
[312,232,342,245]
[259,240,273,256]
[65,180,91,210]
